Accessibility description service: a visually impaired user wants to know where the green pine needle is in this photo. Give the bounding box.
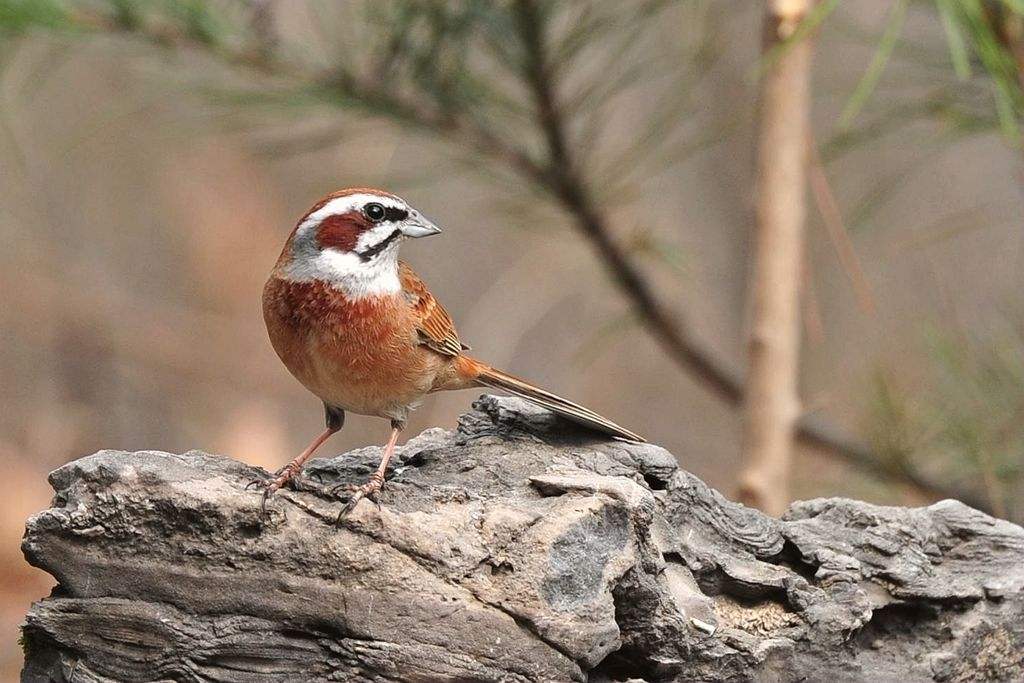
[840,0,910,129]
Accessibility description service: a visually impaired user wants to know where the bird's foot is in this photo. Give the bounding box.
[244,464,287,489]
[246,463,302,514]
[334,473,385,522]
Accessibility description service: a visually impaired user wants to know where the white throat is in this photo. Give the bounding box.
[284,242,402,300]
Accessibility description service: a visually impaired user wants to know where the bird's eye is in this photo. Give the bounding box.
[364,203,386,222]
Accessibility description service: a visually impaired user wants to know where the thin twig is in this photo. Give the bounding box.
[808,134,876,314]
[801,253,825,346]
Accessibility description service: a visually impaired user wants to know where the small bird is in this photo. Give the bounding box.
[259,187,642,514]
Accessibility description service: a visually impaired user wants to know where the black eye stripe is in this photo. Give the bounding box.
[384,206,408,222]
[362,203,408,223]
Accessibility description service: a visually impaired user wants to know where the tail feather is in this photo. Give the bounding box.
[469,361,644,442]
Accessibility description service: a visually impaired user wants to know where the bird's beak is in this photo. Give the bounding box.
[400,213,442,239]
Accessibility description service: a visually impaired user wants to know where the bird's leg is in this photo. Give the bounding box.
[338,423,402,519]
[250,404,343,512]
[251,427,335,510]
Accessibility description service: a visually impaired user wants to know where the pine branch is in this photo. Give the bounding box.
[7,0,993,514]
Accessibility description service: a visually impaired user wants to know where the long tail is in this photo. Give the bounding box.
[455,357,644,442]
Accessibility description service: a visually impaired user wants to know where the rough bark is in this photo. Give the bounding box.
[20,395,1024,682]
[739,0,815,515]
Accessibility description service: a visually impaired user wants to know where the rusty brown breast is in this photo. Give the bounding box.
[262,275,453,422]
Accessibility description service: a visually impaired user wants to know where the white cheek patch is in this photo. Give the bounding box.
[356,224,399,251]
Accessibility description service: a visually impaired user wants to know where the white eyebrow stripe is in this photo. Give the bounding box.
[296,193,406,235]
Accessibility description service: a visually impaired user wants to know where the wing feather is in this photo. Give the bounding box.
[399,261,464,357]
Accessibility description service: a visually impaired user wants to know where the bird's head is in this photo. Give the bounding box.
[278,188,441,298]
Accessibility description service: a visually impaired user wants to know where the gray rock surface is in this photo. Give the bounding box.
[20,395,1024,682]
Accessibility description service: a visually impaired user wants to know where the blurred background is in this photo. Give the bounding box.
[2,0,1024,676]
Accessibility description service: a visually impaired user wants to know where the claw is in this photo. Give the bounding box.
[334,473,385,523]
[245,479,280,516]
[260,484,279,515]
[246,467,295,516]
[245,468,273,491]
[327,482,351,498]
[335,497,360,524]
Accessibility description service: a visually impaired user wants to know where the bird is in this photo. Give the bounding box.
[258,187,643,515]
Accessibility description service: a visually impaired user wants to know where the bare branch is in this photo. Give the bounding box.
[511,0,746,404]
[738,0,815,515]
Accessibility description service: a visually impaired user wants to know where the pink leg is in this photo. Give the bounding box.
[253,426,337,511]
[338,426,401,518]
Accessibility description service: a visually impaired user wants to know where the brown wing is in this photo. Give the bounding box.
[399,261,467,357]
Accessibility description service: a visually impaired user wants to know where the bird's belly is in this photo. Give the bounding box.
[299,339,440,418]
[264,283,444,419]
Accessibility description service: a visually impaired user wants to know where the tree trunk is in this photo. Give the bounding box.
[738,0,814,515]
[20,395,1024,682]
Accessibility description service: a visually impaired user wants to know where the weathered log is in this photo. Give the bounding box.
[20,396,1024,682]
